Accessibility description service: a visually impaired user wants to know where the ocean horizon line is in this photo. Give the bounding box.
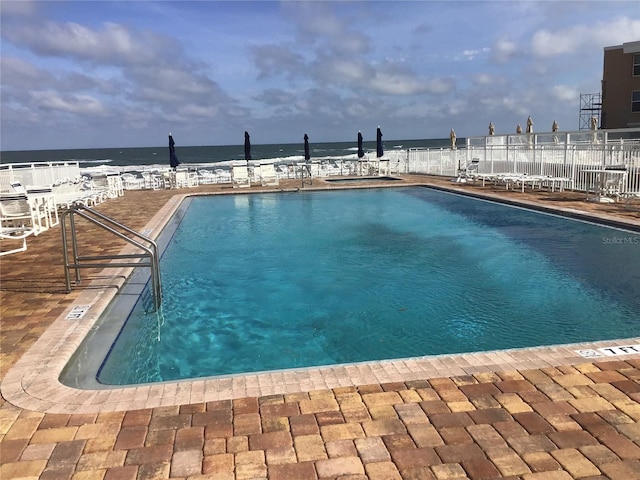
[0,136,453,155]
[0,137,457,168]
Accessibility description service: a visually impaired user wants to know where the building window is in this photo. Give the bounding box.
[634,54,640,76]
[633,91,640,113]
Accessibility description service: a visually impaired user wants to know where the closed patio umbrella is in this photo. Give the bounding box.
[376,126,383,158]
[304,134,310,161]
[244,131,251,164]
[169,133,181,169]
[357,131,364,159]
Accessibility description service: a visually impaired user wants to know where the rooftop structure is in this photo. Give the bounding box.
[601,40,640,129]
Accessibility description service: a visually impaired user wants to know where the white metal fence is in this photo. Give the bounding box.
[0,162,81,193]
[401,128,640,196]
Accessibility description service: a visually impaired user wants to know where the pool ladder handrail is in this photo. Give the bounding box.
[60,205,162,311]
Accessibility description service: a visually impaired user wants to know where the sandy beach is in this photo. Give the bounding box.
[2,175,640,479]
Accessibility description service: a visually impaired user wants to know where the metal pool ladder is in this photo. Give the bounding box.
[61,206,162,311]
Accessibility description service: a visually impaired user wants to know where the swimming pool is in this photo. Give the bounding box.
[64,187,640,386]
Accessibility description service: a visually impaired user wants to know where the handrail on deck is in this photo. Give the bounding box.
[60,206,162,311]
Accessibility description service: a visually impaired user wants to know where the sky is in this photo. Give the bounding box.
[1,1,639,151]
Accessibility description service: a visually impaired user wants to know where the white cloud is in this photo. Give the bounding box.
[531,17,640,57]
[0,0,37,16]
[369,72,428,95]
[471,73,502,87]
[552,85,580,102]
[491,38,519,63]
[283,1,370,55]
[31,91,107,116]
[461,47,490,61]
[3,18,181,65]
[250,44,305,79]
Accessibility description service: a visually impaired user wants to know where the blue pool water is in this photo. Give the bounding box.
[96,187,640,385]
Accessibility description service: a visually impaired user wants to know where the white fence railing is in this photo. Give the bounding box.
[0,162,81,193]
[401,128,640,196]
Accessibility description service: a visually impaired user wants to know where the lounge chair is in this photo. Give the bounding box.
[457,158,480,183]
[197,169,217,184]
[0,224,36,256]
[214,168,232,183]
[276,164,290,179]
[141,171,163,190]
[9,181,57,229]
[258,163,279,186]
[0,193,43,236]
[27,186,59,228]
[120,173,145,190]
[617,190,640,209]
[52,180,100,209]
[232,165,251,188]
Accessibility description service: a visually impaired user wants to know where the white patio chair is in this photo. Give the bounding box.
[27,186,59,228]
[141,171,162,190]
[197,169,217,184]
[214,168,232,183]
[0,224,36,256]
[121,173,145,190]
[276,165,290,179]
[0,193,43,235]
[460,158,480,183]
[231,165,251,188]
[258,163,279,186]
[52,181,97,210]
[10,181,56,229]
[174,170,189,188]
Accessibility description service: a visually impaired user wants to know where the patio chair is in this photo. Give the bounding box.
[10,181,57,229]
[214,168,232,183]
[276,164,290,179]
[616,190,640,209]
[258,163,279,186]
[174,170,190,188]
[0,193,43,235]
[141,171,163,190]
[456,158,480,183]
[120,173,145,190]
[197,169,217,184]
[0,224,36,256]
[232,165,251,188]
[27,186,59,228]
[52,181,99,209]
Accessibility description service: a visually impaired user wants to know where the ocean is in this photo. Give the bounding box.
[0,138,455,171]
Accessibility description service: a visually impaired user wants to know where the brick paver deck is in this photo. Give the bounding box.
[1,175,639,479]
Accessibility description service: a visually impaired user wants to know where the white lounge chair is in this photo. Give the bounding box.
[617,191,640,209]
[0,224,36,256]
[214,168,232,183]
[173,169,198,188]
[460,158,480,183]
[197,169,217,184]
[0,193,43,236]
[26,186,59,228]
[232,165,251,188]
[52,181,99,209]
[120,173,145,190]
[141,171,163,190]
[258,163,279,186]
[10,181,57,229]
[276,164,290,179]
